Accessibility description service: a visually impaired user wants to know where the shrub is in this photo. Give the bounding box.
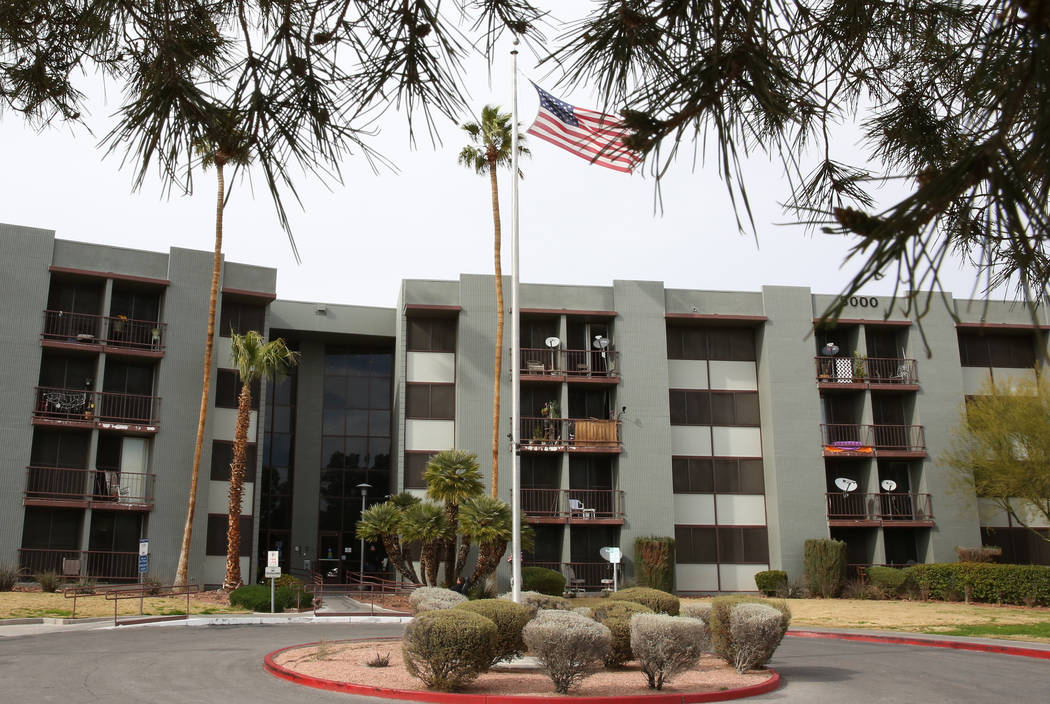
[402,609,497,690]
[630,614,706,690]
[610,587,679,615]
[905,563,1050,606]
[140,573,163,595]
[866,566,910,595]
[729,603,785,673]
[634,536,675,592]
[841,579,887,600]
[754,570,788,597]
[680,602,712,629]
[272,573,305,589]
[591,600,653,667]
[0,565,18,591]
[573,606,594,618]
[229,584,297,612]
[709,596,790,666]
[523,609,611,694]
[522,566,566,596]
[35,570,60,593]
[410,586,467,614]
[453,598,530,665]
[803,538,847,598]
[500,590,571,616]
[955,546,1002,563]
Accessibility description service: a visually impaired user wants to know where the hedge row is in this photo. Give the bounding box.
[905,562,1050,606]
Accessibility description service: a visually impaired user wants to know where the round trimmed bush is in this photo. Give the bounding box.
[680,601,712,629]
[410,586,467,614]
[630,614,707,690]
[499,590,571,616]
[709,596,790,666]
[729,603,785,673]
[610,587,680,615]
[523,566,566,596]
[523,609,611,694]
[229,584,297,612]
[402,609,497,690]
[591,599,653,667]
[754,570,788,596]
[453,598,531,665]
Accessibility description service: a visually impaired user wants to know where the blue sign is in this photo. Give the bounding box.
[138,555,148,574]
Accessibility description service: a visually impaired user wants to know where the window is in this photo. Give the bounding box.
[405,383,455,419]
[20,507,82,550]
[206,514,254,556]
[31,430,89,468]
[407,317,456,352]
[219,299,266,337]
[958,331,1037,368]
[669,391,759,426]
[667,325,756,361]
[210,441,257,482]
[404,452,434,489]
[672,458,763,493]
[675,525,768,563]
[215,369,260,409]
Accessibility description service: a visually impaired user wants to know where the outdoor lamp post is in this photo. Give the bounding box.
[356,483,371,579]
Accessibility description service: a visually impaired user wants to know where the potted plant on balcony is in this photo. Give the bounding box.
[852,351,868,380]
[540,401,560,443]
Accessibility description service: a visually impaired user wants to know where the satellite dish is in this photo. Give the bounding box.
[834,477,858,492]
[593,336,610,350]
[544,336,561,349]
[881,479,898,492]
[599,547,622,564]
[821,342,840,356]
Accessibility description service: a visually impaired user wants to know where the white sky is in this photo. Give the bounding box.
[0,4,989,310]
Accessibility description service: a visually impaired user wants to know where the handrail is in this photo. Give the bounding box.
[814,356,919,384]
[820,424,925,453]
[33,386,161,425]
[519,417,622,449]
[25,466,154,505]
[825,492,934,522]
[520,347,619,377]
[521,488,625,519]
[42,309,166,351]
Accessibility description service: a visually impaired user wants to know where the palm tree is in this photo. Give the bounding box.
[458,495,533,592]
[222,330,299,590]
[423,449,484,584]
[356,501,420,584]
[458,107,530,499]
[401,501,451,587]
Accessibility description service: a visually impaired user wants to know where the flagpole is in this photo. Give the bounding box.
[509,38,522,605]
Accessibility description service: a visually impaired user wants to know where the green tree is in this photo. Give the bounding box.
[356,500,421,584]
[458,107,529,499]
[944,375,1050,542]
[458,495,533,592]
[223,331,298,590]
[424,449,485,585]
[401,501,452,587]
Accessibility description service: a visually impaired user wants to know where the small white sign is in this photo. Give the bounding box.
[267,550,280,567]
[599,547,622,564]
[139,538,149,557]
[264,566,281,578]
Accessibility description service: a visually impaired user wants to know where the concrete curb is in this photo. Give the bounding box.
[263,640,781,704]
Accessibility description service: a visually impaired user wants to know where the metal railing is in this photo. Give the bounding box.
[42,310,165,351]
[33,386,161,425]
[18,548,139,581]
[521,488,625,519]
[521,348,620,377]
[820,424,925,453]
[520,417,622,449]
[524,561,618,591]
[24,466,154,506]
[814,356,918,384]
[307,571,417,614]
[826,492,933,522]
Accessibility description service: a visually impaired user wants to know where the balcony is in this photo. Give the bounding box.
[521,488,625,524]
[24,466,154,510]
[17,548,138,581]
[33,386,161,432]
[815,357,918,389]
[42,310,166,357]
[520,348,619,382]
[820,424,926,457]
[520,417,622,453]
[826,492,934,527]
[523,561,618,591]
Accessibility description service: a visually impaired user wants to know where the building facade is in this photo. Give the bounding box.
[1,224,1047,590]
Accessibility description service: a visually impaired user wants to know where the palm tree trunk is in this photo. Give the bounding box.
[489,161,503,499]
[223,382,251,590]
[466,539,507,591]
[175,156,226,586]
[422,543,439,586]
[382,535,420,584]
[455,533,472,582]
[443,504,459,585]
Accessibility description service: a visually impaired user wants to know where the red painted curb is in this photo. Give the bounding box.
[787,630,1050,660]
[263,640,781,703]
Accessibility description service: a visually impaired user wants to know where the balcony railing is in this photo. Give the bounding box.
[33,386,161,426]
[521,488,625,520]
[42,310,166,351]
[820,424,926,454]
[815,357,918,384]
[523,561,618,591]
[17,548,139,581]
[826,492,933,523]
[25,466,154,507]
[521,348,619,378]
[520,417,622,450]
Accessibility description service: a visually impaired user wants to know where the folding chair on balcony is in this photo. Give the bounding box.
[563,566,585,595]
[568,498,595,519]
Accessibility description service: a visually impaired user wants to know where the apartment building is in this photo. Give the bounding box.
[2,223,1047,590]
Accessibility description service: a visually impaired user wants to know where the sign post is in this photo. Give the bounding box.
[138,539,149,614]
[266,551,281,613]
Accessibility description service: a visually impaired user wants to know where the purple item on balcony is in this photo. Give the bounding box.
[833,441,862,450]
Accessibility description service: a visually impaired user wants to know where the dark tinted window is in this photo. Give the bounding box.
[667,325,755,361]
[210,441,258,482]
[958,331,1037,368]
[405,383,455,419]
[219,299,266,337]
[404,452,434,489]
[31,430,89,468]
[674,525,717,563]
[670,391,759,426]
[216,369,260,410]
[206,514,253,556]
[407,317,457,352]
[675,525,767,563]
[672,457,714,493]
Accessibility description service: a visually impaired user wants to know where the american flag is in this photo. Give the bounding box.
[525,84,642,173]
